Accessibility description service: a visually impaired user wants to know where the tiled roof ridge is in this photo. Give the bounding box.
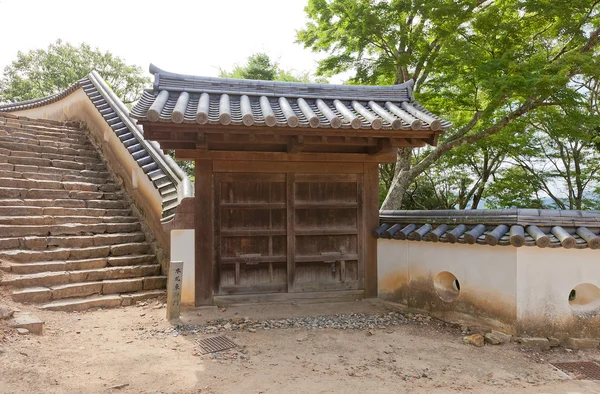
[132,64,451,132]
[149,63,416,101]
[376,209,600,250]
[379,209,600,227]
[0,83,81,112]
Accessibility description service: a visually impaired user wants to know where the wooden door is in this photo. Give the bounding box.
[215,173,288,295]
[214,172,363,296]
[292,174,362,292]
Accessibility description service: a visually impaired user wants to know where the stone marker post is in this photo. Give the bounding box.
[166,261,183,320]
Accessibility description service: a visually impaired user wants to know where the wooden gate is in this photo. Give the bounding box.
[214,172,363,296]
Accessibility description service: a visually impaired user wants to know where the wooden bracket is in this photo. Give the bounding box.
[195,132,208,151]
[368,138,394,155]
[287,136,304,154]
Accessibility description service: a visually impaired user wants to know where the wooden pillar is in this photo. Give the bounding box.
[286,172,295,293]
[195,160,214,305]
[363,162,379,298]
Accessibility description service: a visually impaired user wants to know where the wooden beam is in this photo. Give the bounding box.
[160,142,196,150]
[368,138,395,155]
[363,162,379,298]
[195,160,214,306]
[287,173,295,292]
[137,121,439,140]
[213,160,364,174]
[287,136,304,154]
[175,150,398,163]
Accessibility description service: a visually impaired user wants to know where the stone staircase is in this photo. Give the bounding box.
[0,114,166,311]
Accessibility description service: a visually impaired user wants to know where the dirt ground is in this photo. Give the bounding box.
[1,289,600,394]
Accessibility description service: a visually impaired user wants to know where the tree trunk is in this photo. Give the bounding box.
[381,148,414,209]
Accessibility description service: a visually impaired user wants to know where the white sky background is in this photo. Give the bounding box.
[0,0,335,82]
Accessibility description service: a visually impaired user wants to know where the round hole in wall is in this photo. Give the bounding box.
[568,283,600,313]
[434,271,461,302]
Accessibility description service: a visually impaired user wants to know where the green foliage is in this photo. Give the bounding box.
[0,40,149,105]
[484,103,600,210]
[483,166,548,209]
[219,53,319,82]
[298,0,600,210]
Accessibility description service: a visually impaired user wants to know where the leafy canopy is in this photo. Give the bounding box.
[0,40,149,105]
[298,0,600,210]
[219,53,318,82]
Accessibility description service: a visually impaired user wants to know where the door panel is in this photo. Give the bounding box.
[292,174,362,292]
[215,173,287,295]
[214,171,364,295]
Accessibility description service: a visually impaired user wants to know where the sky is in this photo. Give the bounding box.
[0,0,335,81]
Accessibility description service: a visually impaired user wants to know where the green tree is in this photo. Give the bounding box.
[0,40,149,105]
[485,105,600,210]
[298,0,600,210]
[483,166,549,209]
[219,53,317,82]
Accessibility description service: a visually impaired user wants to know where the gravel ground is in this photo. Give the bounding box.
[2,293,600,394]
[141,311,422,338]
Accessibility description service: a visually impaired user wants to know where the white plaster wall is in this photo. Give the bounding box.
[377,239,409,297]
[171,229,195,305]
[378,240,518,328]
[406,242,518,304]
[516,247,600,321]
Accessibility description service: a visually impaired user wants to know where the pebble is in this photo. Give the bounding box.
[464,334,484,347]
[16,328,29,336]
[138,312,413,339]
[0,306,14,321]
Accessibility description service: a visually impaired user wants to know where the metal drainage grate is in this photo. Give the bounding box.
[551,361,600,380]
[197,335,237,354]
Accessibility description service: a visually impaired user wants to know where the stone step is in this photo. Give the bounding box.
[39,290,165,311]
[3,117,85,131]
[1,264,161,288]
[0,222,140,239]
[0,246,108,264]
[0,240,145,263]
[0,204,131,217]
[0,198,129,209]
[0,215,137,226]
[0,170,116,185]
[0,123,89,140]
[12,276,167,303]
[0,254,156,274]
[0,134,93,153]
[0,121,91,139]
[2,154,106,172]
[0,162,111,179]
[0,177,103,192]
[0,232,146,251]
[2,130,90,147]
[0,126,92,146]
[7,149,99,165]
[0,187,124,200]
